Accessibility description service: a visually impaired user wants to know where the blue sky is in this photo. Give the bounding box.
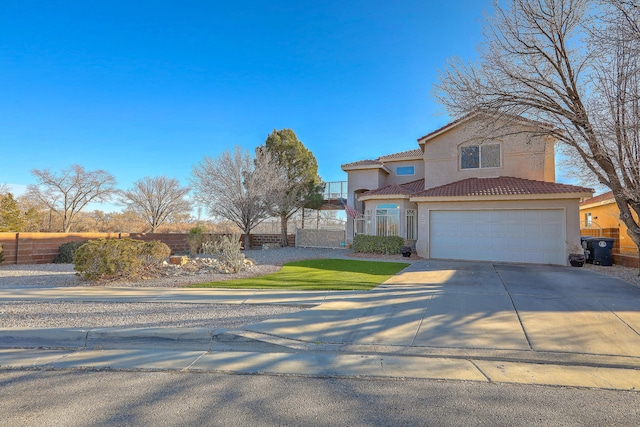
[1,1,494,208]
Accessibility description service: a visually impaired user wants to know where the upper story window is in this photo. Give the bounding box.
[396,166,415,176]
[461,143,501,169]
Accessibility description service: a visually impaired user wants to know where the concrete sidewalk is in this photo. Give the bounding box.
[2,259,640,391]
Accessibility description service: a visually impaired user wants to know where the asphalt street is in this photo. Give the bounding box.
[1,370,639,426]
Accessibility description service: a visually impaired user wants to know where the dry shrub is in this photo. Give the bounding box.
[74,238,170,280]
[202,233,245,273]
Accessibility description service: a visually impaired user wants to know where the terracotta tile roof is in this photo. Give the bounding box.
[580,191,614,206]
[378,149,423,161]
[341,159,382,169]
[341,148,422,170]
[359,179,425,198]
[413,177,593,198]
[401,178,426,194]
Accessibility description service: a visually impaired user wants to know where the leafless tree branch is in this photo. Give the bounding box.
[435,0,640,265]
[119,176,192,233]
[26,165,117,232]
[190,146,282,249]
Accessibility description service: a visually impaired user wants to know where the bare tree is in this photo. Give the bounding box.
[191,146,281,249]
[435,0,640,270]
[27,165,117,232]
[120,176,192,233]
[0,184,9,196]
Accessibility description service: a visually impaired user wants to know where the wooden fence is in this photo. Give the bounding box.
[579,227,639,268]
[0,232,295,265]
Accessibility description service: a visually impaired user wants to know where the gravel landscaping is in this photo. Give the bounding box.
[0,301,305,329]
[0,247,347,329]
[0,247,351,289]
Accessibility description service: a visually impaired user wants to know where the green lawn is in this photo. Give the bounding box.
[187,258,410,290]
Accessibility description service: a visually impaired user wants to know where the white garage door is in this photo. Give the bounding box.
[430,209,566,265]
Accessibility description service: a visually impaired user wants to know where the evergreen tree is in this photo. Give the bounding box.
[261,129,322,246]
[0,193,24,231]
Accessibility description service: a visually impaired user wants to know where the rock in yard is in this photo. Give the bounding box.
[169,256,189,265]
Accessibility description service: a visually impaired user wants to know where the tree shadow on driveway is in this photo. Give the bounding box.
[245,260,640,358]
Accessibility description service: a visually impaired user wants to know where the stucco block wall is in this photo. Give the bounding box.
[613,253,639,268]
[422,119,552,188]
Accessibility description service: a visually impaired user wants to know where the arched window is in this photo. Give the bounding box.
[376,203,400,236]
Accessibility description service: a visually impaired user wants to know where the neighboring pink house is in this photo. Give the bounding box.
[341,113,593,265]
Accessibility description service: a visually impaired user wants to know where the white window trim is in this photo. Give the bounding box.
[375,204,401,237]
[395,166,415,176]
[460,142,502,170]
[406,209,417,240]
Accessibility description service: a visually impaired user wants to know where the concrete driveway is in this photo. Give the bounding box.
[2,259,640,390]
[247,259,640,358]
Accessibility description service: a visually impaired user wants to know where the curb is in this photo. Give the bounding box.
[0,328,215,350]
[0,328,89,349]
[86,327,214,350]
[4,328,640,372]
[3,328,640,391]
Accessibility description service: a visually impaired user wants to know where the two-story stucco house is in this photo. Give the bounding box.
[341,113,593,266]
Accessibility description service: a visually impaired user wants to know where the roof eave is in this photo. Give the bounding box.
[417,111,558,146]
[410,192,593,203]
[417,113,479,146]
[358,194,412,202]
[379,155,424,162]
[341,164,391,174]
[579,198,616,209]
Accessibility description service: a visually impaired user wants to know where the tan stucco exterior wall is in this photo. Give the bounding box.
[381,160,425,186]
[414,198,582,265]
[421,118,553,188]
[544,137,556,182]
[344,168,388,243]
[345,169,387,206]
[344,160,423,243]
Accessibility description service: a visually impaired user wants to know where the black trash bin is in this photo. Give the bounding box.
[584,237,615,266]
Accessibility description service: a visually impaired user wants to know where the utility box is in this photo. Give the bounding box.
[584,237,615,266]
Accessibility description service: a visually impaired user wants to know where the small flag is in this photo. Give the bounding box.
[343,202,360,218]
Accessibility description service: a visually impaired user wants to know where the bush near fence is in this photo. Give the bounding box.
[0,232,295,265]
